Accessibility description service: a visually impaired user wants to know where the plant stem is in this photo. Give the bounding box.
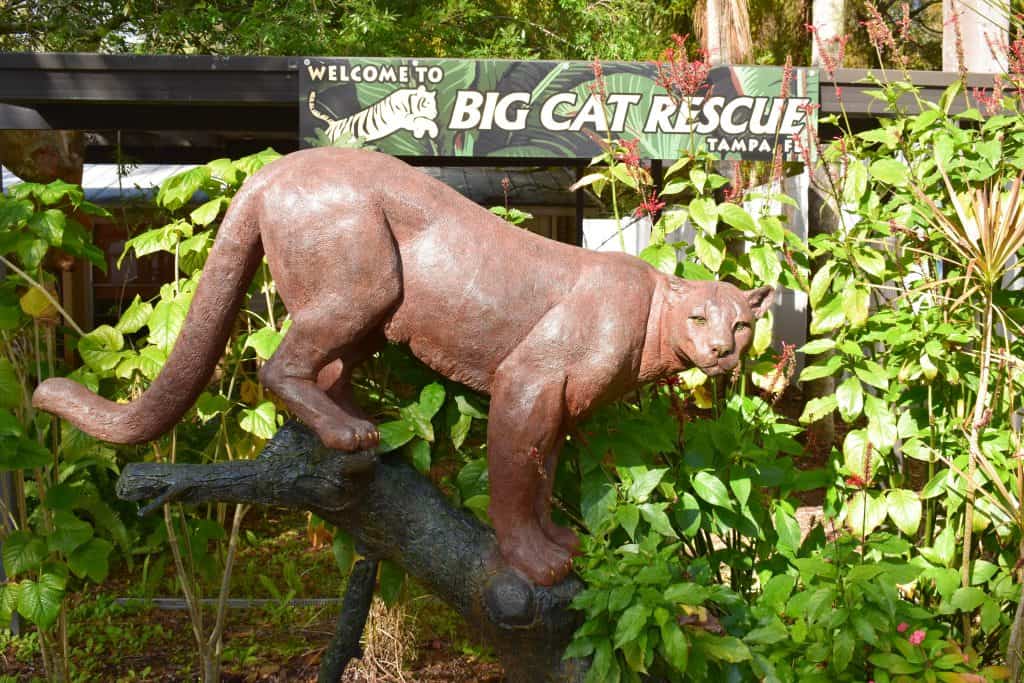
[961,290,995,650]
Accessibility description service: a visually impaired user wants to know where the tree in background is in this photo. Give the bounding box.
[0,0,694,61]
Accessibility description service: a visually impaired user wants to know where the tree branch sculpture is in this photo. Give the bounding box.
[116,420,588,683]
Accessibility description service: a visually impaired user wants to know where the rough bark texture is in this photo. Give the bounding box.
[116,421,588,683]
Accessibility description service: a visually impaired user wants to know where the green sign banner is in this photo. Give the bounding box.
[299,58,818,161]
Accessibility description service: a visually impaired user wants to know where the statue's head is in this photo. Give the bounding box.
[666,279,774,376]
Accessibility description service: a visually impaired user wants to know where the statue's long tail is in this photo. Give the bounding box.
[33,177,267,444]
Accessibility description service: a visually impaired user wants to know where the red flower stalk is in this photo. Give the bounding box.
[973,83,1004,116]
[780,55,793,99]
[806,24,850,79]
[634,192,666,218]
[655,33,712,105]
[862,1,900,64]
[898,3,912,41]
[616,137,641,168]
[589,57,607,102]
[945,1,967,81]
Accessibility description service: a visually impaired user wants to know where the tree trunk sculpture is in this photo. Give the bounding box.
[115,420,588,683]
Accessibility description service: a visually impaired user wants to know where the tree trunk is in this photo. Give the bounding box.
[116,421,588,683]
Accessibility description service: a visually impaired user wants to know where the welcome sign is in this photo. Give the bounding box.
[299,58,818,161]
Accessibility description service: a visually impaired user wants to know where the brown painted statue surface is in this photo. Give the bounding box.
[34,148,773,585]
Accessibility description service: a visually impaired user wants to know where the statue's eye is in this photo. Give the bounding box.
[689,316,707,325]
[734,321,751,331]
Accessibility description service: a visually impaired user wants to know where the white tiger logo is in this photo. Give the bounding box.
[308,85,440,144]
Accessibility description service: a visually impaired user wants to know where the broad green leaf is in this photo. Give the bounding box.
[799,395,837,423]
[157,166,211,210]
[331,531,355,574]
[752,313,773,356]
[758,215,785,245]
[68,537,112,583]
[121,222,186,262]
[853,248,886,279]
[854,360,889,390]
[843,162,868,205]
[774,507,801,553]
[20,285,55,319]
[745,618,789,645]
[846,490,887,536]
[37,179,83,205]
[115,295,153,334]
[843,284,870,327]
[244,326,284,360]
[616,504,640,539]
[17,573,65,628]
[418,383,445,419]
[694,232,725,272]
[378,560,405,606]
[454,394,487,419]
[450,412,472,449]
[400,403,435,442]
[624,466,667,503]
[196,392,231,421]
[77,325,125,372]
[833,629,856,672]
[799,338,836,355]
[238,401,278,439]
[869,158,909,186]
[2,530,47,576]
[950,586,986,611]
[692,471,732,510]
[48,510,93,555]
[115,346,166,381]
[26,209,66,246]
[835,376,864,423]
[692,632,751,663]
[147,296,189,351]
[799,354,842,381]
[660,622,689,671]
[0,436,52,471]
[408,438,431,474]
[0,197,33,230]
[664,582,711,605]
[189,197,227,226]
[0,410,23,437]
[639,502,677,537]
[0,358,21,408]
[718,203,756,234]
[809,262,833,307]
[15,237,48,270]
[761,574,796,612]
[0,583,19,624]
[614,603,650,649]
[207,158,244,186]
[843,430,874,483]
[675,492,701,537]
[639,243,677,273]
[749,245,782,285]
[689,197,718,233]
[809,294,845,335]
[377,420,414,453]
[886,488,922,535]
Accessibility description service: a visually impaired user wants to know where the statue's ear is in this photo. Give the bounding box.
[747,286,775,318]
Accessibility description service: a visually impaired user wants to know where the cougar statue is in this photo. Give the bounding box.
[34,148,774,585]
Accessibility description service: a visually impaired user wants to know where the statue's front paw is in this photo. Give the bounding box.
[498,525,574,587]
[319,419,380,452]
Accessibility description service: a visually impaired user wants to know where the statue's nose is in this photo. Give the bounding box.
[709,340,733,358]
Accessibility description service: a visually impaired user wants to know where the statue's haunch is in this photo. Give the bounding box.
[33,148,773,585]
